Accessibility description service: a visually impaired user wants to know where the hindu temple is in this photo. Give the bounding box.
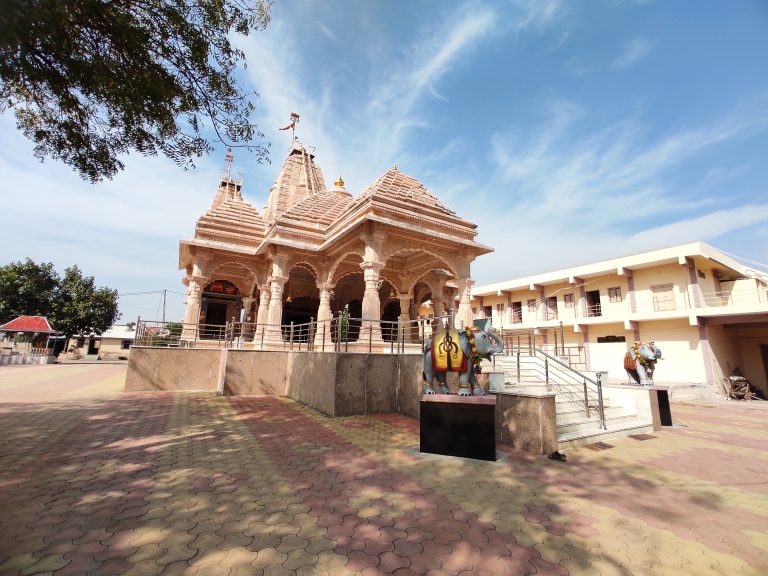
[178,139,492,346]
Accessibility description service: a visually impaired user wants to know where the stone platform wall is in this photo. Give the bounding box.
[125,347,423,417]
[125,347,558,454]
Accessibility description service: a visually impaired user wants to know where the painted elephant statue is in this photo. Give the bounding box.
[624,341,662,386]
[423,326,505,396]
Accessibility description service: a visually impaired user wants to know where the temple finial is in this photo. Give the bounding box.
[224,148,233,178]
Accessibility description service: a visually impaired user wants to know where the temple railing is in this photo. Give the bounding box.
[133,315,458,354]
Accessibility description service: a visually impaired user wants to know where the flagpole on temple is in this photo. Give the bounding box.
[279,112,300,143]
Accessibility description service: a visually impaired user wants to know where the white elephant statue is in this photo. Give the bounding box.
[423,326,504,396]
[624,341,662,386]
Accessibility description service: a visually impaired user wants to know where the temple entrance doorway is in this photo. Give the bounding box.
[381,301,399,342]
[201,280,241,339]
[281,265,320,341]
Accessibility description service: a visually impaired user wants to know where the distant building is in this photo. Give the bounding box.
[65,323,136,360]
[0,315,60,364]
[471,242,768,397]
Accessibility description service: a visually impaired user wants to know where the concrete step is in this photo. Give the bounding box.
[557,412,642,436]
[557,420,655,450]
[555,405,623,425]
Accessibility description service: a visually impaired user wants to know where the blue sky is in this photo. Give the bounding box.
[1,0,767,322]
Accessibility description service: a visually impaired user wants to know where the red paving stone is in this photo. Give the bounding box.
[0,365,767,576]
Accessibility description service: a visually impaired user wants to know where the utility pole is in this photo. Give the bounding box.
[162,290,166,324]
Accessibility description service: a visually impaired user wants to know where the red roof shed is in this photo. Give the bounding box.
[0,315,58,333]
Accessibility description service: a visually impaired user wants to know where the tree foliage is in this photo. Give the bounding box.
[0,0,272,182]
[0,258,119,339]
[53,265,120,339]
[0,258,58,323]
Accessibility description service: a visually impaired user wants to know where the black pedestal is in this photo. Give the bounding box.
[420,395,496,461]
[656,389,673,426]
[650,388,673,428]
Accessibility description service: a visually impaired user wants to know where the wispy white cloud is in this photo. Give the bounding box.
[318,22,338,43]
[611,36,652,69]
[467,98,768,282]
[237,0,571,195]
[507,0,566,34]
[626,204,768,248]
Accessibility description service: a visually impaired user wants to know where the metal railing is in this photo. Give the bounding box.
[495,347,605,429]
[134,315,455,354]
[700,289,767,308]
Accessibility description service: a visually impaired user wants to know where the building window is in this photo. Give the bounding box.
[608,287,622,303]
[121,340,131,350]
[651,284,676,311]
[512,302,522,323]
[564,293,574,308]
[483,306,492,319]
[545,296,558,320]
[586,290,602,317]
[76,337,85,348]
[698,269,706,279]
[527,299,536,312]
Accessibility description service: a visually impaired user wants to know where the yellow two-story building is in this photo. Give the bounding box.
[471,242,768,398]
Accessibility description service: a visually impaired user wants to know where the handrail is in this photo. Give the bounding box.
[534,347,606,430]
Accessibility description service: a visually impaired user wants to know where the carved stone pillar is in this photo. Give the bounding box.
[180,275,205,340]
[240,296,255,341]
[265,275,287,342]
[360,262,384,341]
[455,278,475,329]
[314,283,334,349]
[241,297,255,322]
[398,293,411,341]
[255,285,270,325]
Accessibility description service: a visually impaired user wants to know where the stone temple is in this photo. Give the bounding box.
[178,141,492,346]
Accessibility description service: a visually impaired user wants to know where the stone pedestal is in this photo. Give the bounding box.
[420,395,496,461]
[486,370,506,393]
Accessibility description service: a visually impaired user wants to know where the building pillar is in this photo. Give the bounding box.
[314,283,334,349]
[360,262,384,342]
[684,258,703,308]
[240,296,255,342]
[255,284,270,325]
[455,278,475,329]
[627,275,637,314]
[398,293,411,341]
[180,275,204,340]
[265,275,287,342]
[241,297,255,322]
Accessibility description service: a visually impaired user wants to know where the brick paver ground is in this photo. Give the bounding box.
[1,364,767,575]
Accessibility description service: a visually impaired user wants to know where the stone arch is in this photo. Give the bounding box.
[206,261,258,296]
[327,249,364,285]
[380,245,459,279]
[403,266,451,295]
[285,258,321,282]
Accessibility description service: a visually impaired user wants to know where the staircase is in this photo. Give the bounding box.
[490,351,655,449]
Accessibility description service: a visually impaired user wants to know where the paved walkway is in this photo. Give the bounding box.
[0,364,767,575]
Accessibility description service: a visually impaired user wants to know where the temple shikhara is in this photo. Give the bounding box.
[178,139,492,345]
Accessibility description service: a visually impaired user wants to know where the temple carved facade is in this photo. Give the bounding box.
[178,142,492,345]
